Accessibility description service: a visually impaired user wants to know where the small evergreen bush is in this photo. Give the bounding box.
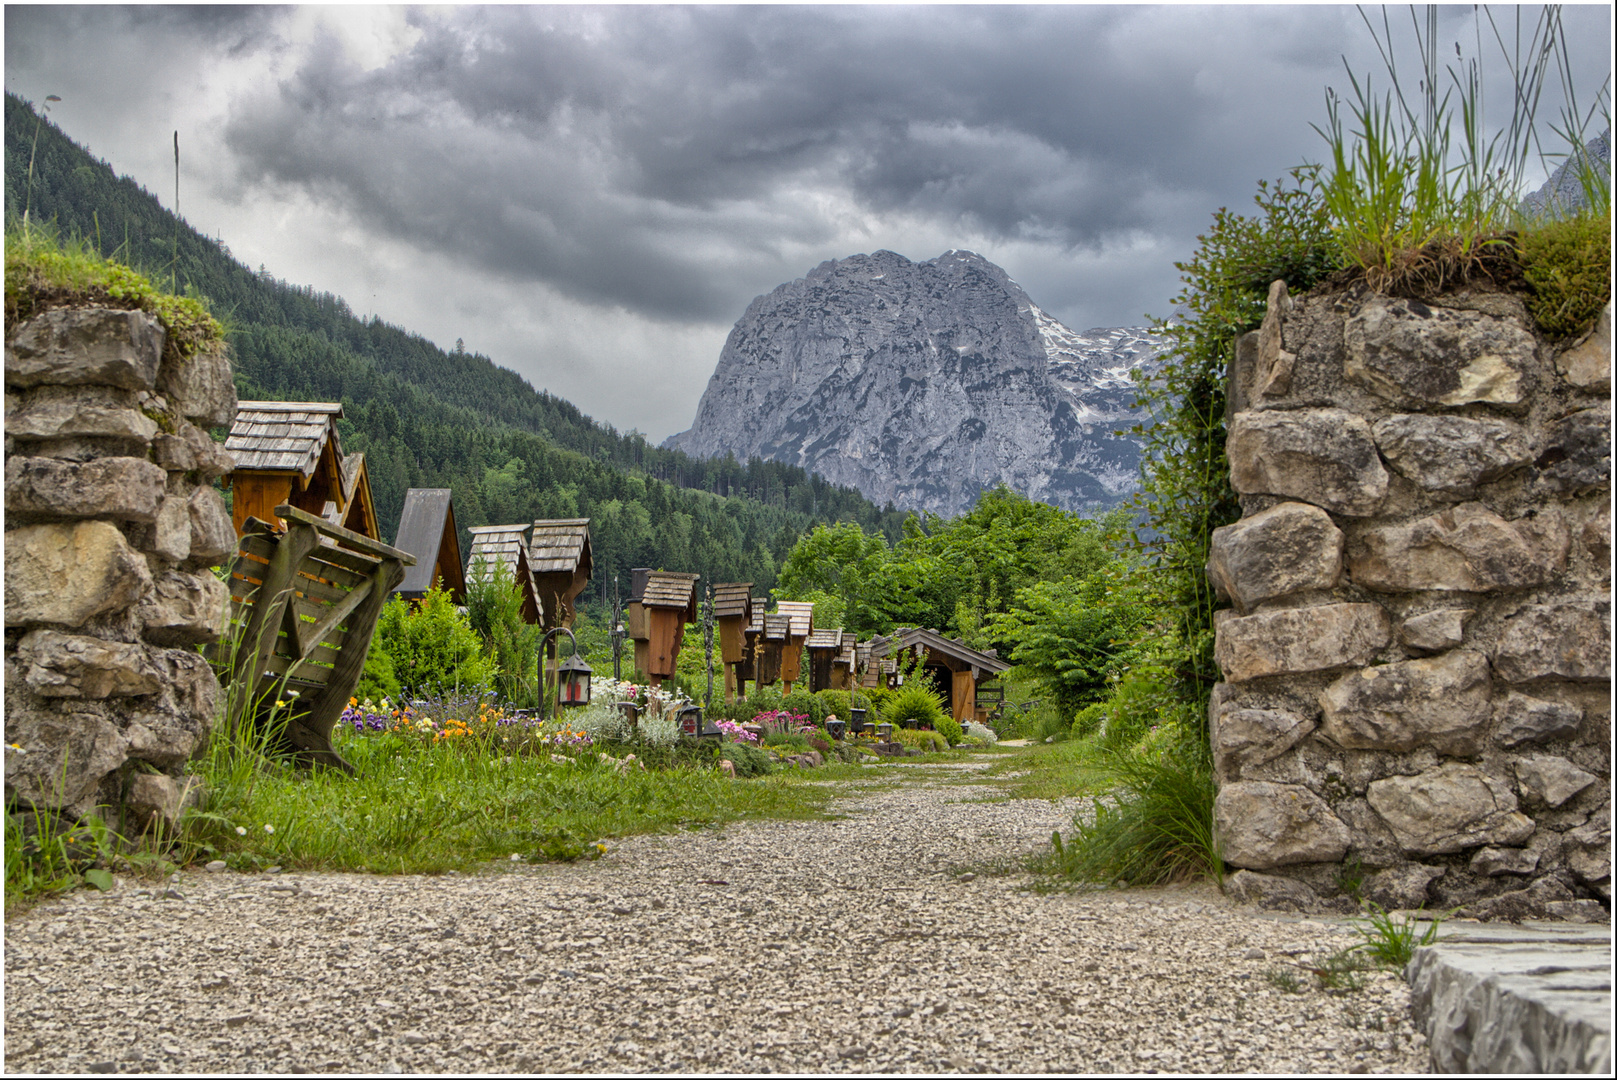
[935,715,963,746]
[893,728,948,753]
[881,681,947,730]
[781,689,825,725]
[720,741,774,778]
[1517,213,1612,339]
[816,689,852,723]
[373,587,494,697]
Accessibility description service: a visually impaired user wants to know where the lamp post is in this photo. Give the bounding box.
[540,626,593,719]
[701,584,715,711]
[609,576,625,682]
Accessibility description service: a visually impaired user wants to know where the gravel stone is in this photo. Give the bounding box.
[4,759,1430,1073]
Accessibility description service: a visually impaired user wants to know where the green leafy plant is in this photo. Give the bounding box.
[934,714,963,746]
[1352,904,1444,969]
[880,680,948,730]
[719,741,774,778]
[892,728,949,753]
[372,585,494,697]
[465,557,542,708]
[1517,211,1612,338]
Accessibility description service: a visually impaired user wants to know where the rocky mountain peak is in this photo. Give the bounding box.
[665,250,1162,516]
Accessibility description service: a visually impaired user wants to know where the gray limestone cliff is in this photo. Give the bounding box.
[664,249,1161,516]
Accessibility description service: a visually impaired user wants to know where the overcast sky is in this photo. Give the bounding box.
[6,4,1610,441]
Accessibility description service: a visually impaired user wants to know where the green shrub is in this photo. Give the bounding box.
[816,689,852,723]
[1518,212,1612,339]
[464,557,541,708]
[893,728,948,753]
[881,681,947,729]
[720,741,774,778]
[373,587,495,697]
[935,715,963,746]
[353,639,401,704]
[780,689,825,726]
[741,684,783,717]
[1071,702,1107,739]
[762,731,810,751]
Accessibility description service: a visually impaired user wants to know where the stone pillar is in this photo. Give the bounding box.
[1212,284,1609,921]
[6,305,237,835]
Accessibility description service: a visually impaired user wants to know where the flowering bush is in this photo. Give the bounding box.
[963,721,998,744]
[752,710,811,736]
[713,719,759,744]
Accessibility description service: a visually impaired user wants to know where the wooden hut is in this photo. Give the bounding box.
[225,401,346,536]
[833,634,857,691]
[529,518,592,630]
[868,627,1011,724]
[466,525,543,625]
[804,627,844,692]
[774,600,814,693]
[737,605,764,694]
[712,583,754,702]
[324,451,380,541]
[756,611,789,687]
[626,567,652,677]
[391,488,466,604]
[639,571,699,688]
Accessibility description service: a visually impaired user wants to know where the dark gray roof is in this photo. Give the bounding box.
[394,489,462,598]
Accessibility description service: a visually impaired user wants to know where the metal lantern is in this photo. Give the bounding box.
[557,650,593,707]
[877,722,894,741]
[849,707,868,734]
[826,719,847,741]
[677,705,704,736]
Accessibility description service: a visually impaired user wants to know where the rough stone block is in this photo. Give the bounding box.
[1226,408,1387,516]
[2,694,129,810]
[4,521,152,628]
[1468,846,1540,877]
[155,423,236,481]
[4,455,168,524]
[4,307,164,391]
[1224,869,1319,911]
[1555,301,1611,391]
[152,494,191,562]
[1255,280,1296,398]
[1344,294,1535,408]
[1215,781,1353,869]
[1493,692,1585,748]
[1565,812,1610,884]
[1515,755,1599,808]
[125,773,191,834]
[1371,413,1533,496]
[1399,608,1472,653]
[1207,501,1342,612]
[1211,707,1315,782]
[1350,502,1568,593]
[156,347,235,428]
[1214,603,1390,683]
[1462,875,1574,922]
[1492,601,1611,683]
[1536,405,1610,496]
[1319,650,1493,755]
[137,569,228,647]
[1362,863,1446,909]
[1367,763,1536,856]
[5,385,158,446]
[187,487,236,564]
[14,629,161,698]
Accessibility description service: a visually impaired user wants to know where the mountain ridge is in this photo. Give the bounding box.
[666,249,1163,515]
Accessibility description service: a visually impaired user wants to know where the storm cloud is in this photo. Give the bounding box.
[5,5,1609,438]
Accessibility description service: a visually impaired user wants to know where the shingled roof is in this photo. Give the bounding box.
[712,583,754,621]
[763,612,792,640]
[868,627,1010,676]
[806,627,844,651]
[641,571,699,619]
[529,519,592,576]
[227,401,344,477]
[393,489,465,602]
[466,524,542,623]
[775,600,815,638]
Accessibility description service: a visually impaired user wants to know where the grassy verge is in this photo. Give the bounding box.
[981,738,1112,801]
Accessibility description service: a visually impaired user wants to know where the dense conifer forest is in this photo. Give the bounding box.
[4,93,908,602]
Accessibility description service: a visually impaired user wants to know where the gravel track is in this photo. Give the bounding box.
[4,757,1429,1074]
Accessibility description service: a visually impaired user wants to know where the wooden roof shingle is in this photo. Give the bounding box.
[806,627,844,651]
[867,627,1011,676]
[227,401,344,477]
[641,571,699,616]
[712,582,754,620]
[466,525,542,623]
[763,612,792,640]
[529,519,592,576]
[775,600,814,638]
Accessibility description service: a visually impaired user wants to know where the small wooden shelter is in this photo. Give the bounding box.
[626,567,653,676]
[755,611,789,687]
[804,627,845,692]
[833,636,857,691]
[774,600,815,693]
[324,451,379,541]
[391,488,466,604]
[712,583,754,702]
[466,525,543,625]
[639,571,699,688]
[214,504,414,772]
[868,627,1011,724]
[737,606,765,692]
[529,518,592,630]
[225,401,347,536]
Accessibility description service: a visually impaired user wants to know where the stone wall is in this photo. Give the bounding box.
[1210,279,1610,921]
[5,306,237,834]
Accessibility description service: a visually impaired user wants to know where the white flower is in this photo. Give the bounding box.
[510,853,522,861]
[236,826,247,836]
[263,824,275,834]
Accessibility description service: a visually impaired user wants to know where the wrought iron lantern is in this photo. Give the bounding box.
[825,718,847,741]
[540,627,593,716]
[876,722,894,741]
[849,707,868,734]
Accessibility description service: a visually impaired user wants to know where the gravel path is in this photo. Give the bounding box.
[5,757,1429,1074]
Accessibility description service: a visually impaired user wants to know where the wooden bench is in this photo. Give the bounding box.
[211,504,414,773]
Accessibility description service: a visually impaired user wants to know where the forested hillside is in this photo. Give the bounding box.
[4,93,907,600]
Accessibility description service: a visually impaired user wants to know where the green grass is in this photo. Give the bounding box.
[1517,211,1612,339]
[980,737,1112,801]
[1351,905,1445,969]
[178,727,851,875]
[5,219,224,360]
